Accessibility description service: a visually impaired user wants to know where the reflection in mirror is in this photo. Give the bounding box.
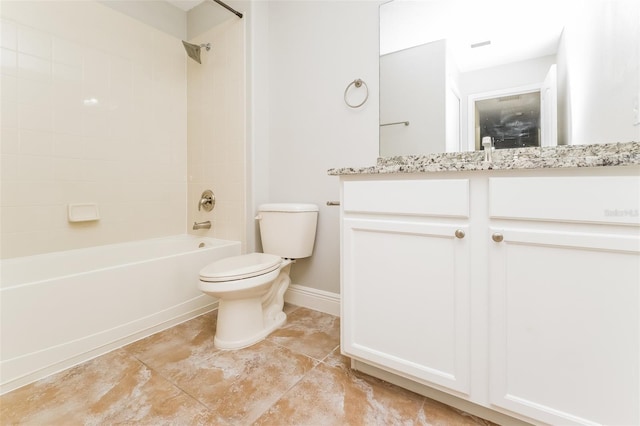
[379,0,640,157]
[475,92,541,150]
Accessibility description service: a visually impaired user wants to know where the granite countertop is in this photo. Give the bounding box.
[327,141,640,175]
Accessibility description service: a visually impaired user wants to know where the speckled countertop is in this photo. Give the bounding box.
[327,141,640,175]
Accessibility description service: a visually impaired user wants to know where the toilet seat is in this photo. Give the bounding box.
[200,253,282,282]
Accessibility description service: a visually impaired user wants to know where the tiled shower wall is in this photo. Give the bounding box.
[186,17,246,251]
[0,1,187,258]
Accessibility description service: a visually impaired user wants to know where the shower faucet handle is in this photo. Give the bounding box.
[198,190,215,212]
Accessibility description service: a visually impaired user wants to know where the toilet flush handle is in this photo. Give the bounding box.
[255,214,262,220]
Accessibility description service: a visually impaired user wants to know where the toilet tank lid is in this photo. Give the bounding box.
[258,203,318,212]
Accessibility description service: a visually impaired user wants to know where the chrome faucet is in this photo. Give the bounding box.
[482,137,493,162]
[198,190,215,212]
[193,221,211,230]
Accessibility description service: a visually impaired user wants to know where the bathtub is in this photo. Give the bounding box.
[0,235,240,394]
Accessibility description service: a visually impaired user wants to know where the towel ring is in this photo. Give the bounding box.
[344,78,369,108]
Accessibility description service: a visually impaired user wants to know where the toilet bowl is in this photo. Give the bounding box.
[198,203,318,350]
[199,253,292,349]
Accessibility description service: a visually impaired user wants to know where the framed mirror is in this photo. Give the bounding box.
[379,0,640,157]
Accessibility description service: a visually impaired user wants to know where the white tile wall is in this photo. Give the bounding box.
[0,2,187,258]
[186,17,246,251]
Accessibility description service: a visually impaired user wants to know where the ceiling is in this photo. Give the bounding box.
[381,0,572,72]
[166,0,205,11]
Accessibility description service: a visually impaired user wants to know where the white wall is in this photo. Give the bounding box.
[0,1,187,258]
[459,55,556,98]
[252,0,379,294]
[560,0,640,145]
[246,0,270,254]
[556,29,570,146]
[380,40,447,156]
[186,17,247,250]
[459,55,557,150]
[99,0,187,40]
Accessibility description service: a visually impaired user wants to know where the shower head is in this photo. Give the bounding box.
[182,41,211,64]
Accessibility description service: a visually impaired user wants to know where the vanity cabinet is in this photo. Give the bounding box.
[340,169,640,426]
[341,178,471,395]
[487,175,640,425]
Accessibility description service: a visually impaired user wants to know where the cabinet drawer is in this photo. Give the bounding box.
[343,179,469,217]
[490,176,640,225]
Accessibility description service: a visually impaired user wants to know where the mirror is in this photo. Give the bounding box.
[379,0,640,157]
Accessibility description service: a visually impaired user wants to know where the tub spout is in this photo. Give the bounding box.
[193,221,211,230]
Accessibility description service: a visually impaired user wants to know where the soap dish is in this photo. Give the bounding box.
[68,203,100,223]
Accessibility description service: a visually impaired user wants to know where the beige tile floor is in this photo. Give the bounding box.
[1,305,495,425]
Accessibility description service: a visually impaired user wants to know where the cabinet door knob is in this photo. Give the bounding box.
[492,233,504,243]
[455,229,465,239]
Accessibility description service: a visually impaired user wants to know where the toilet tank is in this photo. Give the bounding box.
[257,203,319,259]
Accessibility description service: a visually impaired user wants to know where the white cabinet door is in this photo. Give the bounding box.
[488,227,640,425]
[342,217,470,395]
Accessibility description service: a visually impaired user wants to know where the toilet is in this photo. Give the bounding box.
[198,203,319,350]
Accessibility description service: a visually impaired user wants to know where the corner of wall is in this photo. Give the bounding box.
[98,0,187,39]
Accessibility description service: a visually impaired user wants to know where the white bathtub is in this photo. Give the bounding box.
[0,235,240,394]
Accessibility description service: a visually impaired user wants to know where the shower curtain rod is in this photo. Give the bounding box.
[212,0,243,18]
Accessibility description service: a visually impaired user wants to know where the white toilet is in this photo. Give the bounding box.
[198,203,318,350]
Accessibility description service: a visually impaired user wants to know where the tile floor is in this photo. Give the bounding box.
[1,305,495,425]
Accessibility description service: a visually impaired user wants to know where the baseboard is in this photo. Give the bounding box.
[284,284,340,317]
